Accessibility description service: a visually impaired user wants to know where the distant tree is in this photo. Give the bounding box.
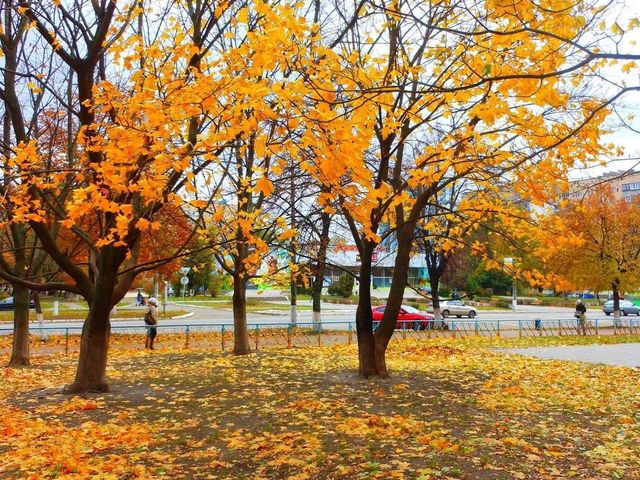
[536,184,640,320]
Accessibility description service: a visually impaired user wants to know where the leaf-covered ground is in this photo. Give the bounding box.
[1,337,639,479]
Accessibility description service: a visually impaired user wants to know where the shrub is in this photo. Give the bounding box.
[328,274,355,298]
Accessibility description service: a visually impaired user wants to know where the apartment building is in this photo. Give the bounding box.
[565,170,640,202]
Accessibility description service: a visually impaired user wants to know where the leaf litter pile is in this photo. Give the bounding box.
[1,337,639,479]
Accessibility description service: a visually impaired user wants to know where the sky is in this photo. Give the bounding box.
[571,1,640,179]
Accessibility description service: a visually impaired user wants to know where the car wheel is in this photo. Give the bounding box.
[468,310,476,318]
[636,310,640,316]
[372,321,380,332]
[623,310,628,316]
[605,312,610,316]
[456,315,462,318]
[412,322,422,331]
[441,310,450,318]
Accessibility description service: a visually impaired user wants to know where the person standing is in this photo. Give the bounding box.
[575,299,587,335]
[144,297,159,349]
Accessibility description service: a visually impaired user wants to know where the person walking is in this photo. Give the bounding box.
[144,297,159,349]
[575,299,587,335]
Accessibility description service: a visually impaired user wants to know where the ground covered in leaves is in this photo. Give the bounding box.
[1,337,639,479]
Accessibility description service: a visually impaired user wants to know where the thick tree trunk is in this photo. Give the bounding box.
[233,274,251,354]
[369,225,414,377]
[356,243,378,377]
[8,285,30,367]
[66,295,112,393]
[67,250,121,393]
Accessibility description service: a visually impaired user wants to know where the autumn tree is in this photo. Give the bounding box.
[0,0,276,389]
[299,0,633,377]
[535,184,640,319]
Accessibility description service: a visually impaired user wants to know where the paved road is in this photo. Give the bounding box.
[502,343,640,368]
[0,302,634,335]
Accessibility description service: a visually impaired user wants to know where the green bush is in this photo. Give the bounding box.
[478,287,493,297]
[439,286,451,298]
[328,274,355,298]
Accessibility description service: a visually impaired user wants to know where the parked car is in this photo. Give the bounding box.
[0,297,36,311]
[371,305,435,330]
[439,300,477,318]
[602,300,640,316]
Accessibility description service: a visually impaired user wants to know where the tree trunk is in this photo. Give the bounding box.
[311,213,331,332]
[67,249,122,393]
[356,243,379,377]
[8,284,30,367]
[430,276,441,321]
[232,274,251,354]
[66,295,112,393]
[612,282,621,327]
[369,225,414,377]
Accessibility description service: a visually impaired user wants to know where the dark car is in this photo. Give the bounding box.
[602,300,640,316]
[0,297,36,311]
[371,305,435,330]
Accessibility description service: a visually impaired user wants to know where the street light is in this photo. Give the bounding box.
[504,257,517,312]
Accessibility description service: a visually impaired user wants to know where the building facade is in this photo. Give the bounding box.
[566,170,640,202]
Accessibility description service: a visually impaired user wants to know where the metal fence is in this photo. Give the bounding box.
[1,318,639,355]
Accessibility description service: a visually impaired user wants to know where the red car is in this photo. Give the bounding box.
[371,305,435,330]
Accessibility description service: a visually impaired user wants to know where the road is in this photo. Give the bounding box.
[0,302,634,335]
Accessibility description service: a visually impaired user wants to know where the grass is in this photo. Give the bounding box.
[1,334,639,479]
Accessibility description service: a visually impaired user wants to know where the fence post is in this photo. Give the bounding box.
[221,325,226,352]
[317,326,321,346]
[496,321,500,338]
[475,321,479,337]
[348,322,352,345]
[518,320,522,338]
[65,328,69,354]
[287,324,292,348]
[255,324,260,350]
[402,323,407,339]
[451,321,456,339]
[185,325,190,349]
[595,318,599,336]
[558,320,562,336]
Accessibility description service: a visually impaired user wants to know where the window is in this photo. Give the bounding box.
[621,182,640,192]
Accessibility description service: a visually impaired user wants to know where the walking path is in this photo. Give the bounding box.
[502,343,640,368]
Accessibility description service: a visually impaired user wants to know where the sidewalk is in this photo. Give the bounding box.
[502,343,640,368]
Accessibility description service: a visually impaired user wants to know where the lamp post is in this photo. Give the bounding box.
[504,257,517,312]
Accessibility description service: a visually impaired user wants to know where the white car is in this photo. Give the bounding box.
[439,300,477,318]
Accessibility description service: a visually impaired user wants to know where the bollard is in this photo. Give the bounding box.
[185,325,190,349]
[255,324,259,350]
[221,325,226,352]
[518,320,522,338]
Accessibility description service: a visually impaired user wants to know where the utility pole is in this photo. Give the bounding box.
[290,162,297,326]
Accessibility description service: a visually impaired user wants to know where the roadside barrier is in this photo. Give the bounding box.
[0,318,637,355]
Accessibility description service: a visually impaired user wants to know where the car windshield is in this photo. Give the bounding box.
[0,297,12,304]
[402,305,420,313]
